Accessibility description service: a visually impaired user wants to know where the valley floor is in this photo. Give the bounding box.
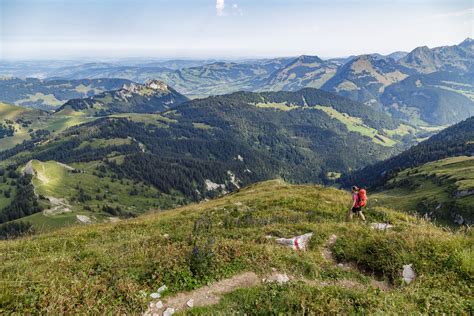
[0,180,472,314]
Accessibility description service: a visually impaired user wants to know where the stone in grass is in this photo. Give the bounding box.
[157,285,168,293]
[275,233,313,250]
[155,301,163,309]
[163,307,175,316]
[150,292,161,299]
[370,223,394,230]
[186,299,194,308]
[273,274,290,285]
[264,273,290,285]
[402,264,416,284]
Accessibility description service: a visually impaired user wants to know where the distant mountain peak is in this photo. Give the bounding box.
[56,80,188,115]
[411,46,431,54]
[459,37,474,48]
[296,55,323,64]
[353,54,375,61]
[120,80,170,97]
[145,79,170,90]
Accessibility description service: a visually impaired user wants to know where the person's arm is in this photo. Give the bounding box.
[351,194,358,208]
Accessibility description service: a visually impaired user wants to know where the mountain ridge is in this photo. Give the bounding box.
[55,79,189,116]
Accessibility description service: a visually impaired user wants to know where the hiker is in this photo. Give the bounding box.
[349,186,366,221]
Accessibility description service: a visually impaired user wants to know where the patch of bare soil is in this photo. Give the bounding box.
[43,197,72,216]
[145,272,261,315]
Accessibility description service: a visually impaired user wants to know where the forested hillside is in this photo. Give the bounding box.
[0,88,418,230]
[344,116,474,188]
[55,80,189,115]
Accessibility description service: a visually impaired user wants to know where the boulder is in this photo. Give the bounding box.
[402,264,416,284]
[275,233,313,250]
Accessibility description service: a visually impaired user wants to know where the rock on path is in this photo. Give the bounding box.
[144,272,261,316]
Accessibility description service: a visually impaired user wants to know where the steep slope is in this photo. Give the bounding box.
[0,180,471,314]
[256,55,340,91]
[0,88,418,228]
[399,38,474,74]
[344,116,474,188]
[55,80,189,116]
[321,54,413,107]
[381,71,474,125]
[0,77,132,110]
[373,156,474,225]
[346,107,474,226]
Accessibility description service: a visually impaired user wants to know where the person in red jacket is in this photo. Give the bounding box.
[349,186,366,221]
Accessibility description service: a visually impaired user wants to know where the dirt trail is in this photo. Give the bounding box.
[145,272,261,315]
[321,234,391,291]
[145,233,392,315]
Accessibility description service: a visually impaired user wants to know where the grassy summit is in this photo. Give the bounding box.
[0,180,471,314]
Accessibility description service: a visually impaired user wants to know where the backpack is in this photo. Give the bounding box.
[358,189,368,207]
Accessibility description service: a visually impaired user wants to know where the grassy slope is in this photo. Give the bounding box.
[251,101,418,147]
[0,180,471,314]
[0,102,97,150]
[15,159,182,231]
[373,156,474,224]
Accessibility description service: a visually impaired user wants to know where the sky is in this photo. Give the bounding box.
[0,0,473,60]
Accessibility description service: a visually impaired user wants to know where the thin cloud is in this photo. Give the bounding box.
[232,3,243,16]
[216,0,225,16]
[433,7,474,18]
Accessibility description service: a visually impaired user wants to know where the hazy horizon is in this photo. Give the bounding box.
[1,0,473,60]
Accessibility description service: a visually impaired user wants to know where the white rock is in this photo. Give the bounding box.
[157,285,168,293]
[163,307,175,316]
[186,298,194,308]
[370,223,394,230]
[265,273,290,284]
[275,274,290,284]
[402,264,416,284]
[205,179,225,191]
[163,233,170,238]
[76,215,92,224]
[227,171,240,188]
[149,302,154,308]
[275,233,313,250]
[150,292,161,299]
[155,301,163,309]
